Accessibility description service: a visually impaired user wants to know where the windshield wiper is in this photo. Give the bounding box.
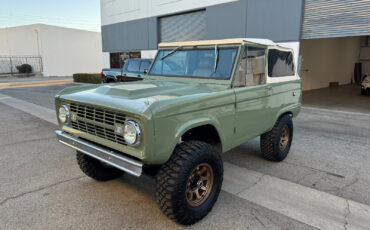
[214,45,219,72]
[161,46,182,60]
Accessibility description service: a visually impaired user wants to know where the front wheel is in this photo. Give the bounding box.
[260,114,293,161]
[156,141,223,225]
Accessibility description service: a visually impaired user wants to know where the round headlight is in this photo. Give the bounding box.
[123,121,141,146]
[58,105,69,123]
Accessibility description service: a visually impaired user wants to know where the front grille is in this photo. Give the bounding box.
[71,120,126,145]
[70,103,126,125]
[69,103,127,145]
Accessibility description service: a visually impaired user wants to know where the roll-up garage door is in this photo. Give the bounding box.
[159,10,206,43]
[302,0,370,39]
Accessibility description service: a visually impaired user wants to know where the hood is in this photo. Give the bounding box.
[56,80,229,118]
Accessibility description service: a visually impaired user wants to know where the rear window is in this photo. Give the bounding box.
[126,60,140,72]
[268,49,294,77]
[140,60,151,73]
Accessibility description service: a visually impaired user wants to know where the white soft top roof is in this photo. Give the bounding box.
[158,38,278,48]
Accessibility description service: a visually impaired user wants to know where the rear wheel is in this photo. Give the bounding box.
[76,151,123,181]
[260,114,293,161]
[156,141,223,225]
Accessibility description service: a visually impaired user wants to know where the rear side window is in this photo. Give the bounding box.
[126,60,140,72]
[140,60,151,73]
[268,49,294,77]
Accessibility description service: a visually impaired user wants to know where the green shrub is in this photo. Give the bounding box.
[16,64,32,73]
[73,73,101,84]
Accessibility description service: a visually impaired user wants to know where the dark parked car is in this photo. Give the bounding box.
[101,58,152,83]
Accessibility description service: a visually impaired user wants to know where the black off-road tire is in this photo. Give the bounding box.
[260,114,293,162]
[156,141,223,225]
[76,151,123,181]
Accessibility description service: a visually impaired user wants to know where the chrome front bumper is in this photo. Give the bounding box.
[56,130,142,177]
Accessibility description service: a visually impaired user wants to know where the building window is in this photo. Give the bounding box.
[110,53,121,68]
[109,52,141,69]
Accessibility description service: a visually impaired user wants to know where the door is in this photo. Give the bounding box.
[159,10,206,43]
[302,0,370,39]
[233,46,271,145]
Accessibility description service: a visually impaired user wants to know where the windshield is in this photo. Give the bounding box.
[149,47,238,79]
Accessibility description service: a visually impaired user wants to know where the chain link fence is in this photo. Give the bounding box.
[0,56,43,75]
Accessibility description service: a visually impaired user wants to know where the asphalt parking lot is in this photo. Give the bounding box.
[0,77,369,229]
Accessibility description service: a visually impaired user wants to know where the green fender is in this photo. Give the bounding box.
[274,103,301,122]
[168,118,224,156]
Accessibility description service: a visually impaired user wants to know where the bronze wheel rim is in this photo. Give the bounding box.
[185,163,214,207]
[279,125,290,151]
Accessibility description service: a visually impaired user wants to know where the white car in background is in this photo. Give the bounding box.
[361,75,370,95]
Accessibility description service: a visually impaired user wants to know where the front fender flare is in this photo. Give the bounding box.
[168,118,224,157]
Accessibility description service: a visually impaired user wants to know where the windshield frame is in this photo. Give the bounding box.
[147,45,240,81]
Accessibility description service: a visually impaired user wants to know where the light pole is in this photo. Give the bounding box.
[34,29,40,57]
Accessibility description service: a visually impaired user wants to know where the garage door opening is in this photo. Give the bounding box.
[299,36,370,113]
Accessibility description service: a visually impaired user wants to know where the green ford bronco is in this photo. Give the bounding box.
[55,38,301,225]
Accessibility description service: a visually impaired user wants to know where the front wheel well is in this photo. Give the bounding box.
[280,111,293,119]
[181,125,221,149]
[106,76,116,83]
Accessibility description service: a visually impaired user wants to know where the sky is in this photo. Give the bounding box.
[0,0,101,31]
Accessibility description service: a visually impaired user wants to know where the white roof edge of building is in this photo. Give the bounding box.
[0,23,100,33]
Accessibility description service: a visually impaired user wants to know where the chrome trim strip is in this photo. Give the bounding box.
[55,130,142,177]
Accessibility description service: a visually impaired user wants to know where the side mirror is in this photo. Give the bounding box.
[143,69,148,74]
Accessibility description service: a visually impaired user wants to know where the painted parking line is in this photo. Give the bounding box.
[0,79,73,89]
[1,94,370,229]
[0,93,57,124]
[223,162,370,230]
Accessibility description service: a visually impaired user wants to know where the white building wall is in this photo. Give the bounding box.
[300,37,361,91]
[0,25,40,56]
[101,0,238,26]
[141,50,157,59]
[0,24,103,76]
[103,52,110,69]
[38,25,103,76]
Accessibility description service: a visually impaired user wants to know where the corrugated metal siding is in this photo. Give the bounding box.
[159,10,206,43]
[302,0,370,39]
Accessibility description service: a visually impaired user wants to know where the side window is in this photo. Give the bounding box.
[126,60,140,72]
[234,46,266,87]
[268,49,294,77]
[139,60,151,73]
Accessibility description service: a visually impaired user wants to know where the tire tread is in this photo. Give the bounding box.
[156,141,223,225]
